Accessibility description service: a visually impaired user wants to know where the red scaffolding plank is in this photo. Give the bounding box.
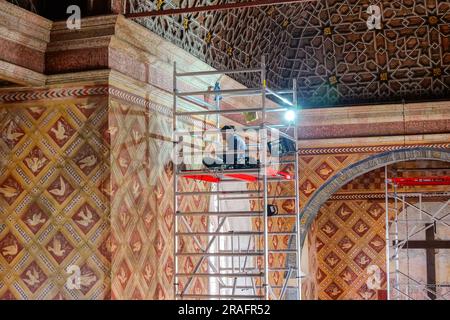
[389,176,450,187]
[183,169,293,183]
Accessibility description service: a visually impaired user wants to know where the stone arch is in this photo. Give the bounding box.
[299,147,450,245]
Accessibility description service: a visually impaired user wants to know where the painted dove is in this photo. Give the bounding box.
[106,127,118,136]
[360,291,373,300]
[319,167,332,176]
[340,207,352,216]
[29,106,43,114]
[322,225,335,235]
[132,241,142,253]
[356,224,368,233]
[27,213,46,227]
[2,243,18,256]
[118,268,127,284]
[371,240,383,247]
[23,268,40,286]
[329,287,341,297]
[80,273,97,287]
[47,238,65,257]
[342,272,353,283]
[143,265,153,281]
[120,211,129,227]
[76,207,94,227]
[358,256,370,266]
[327,257,338,266]
[132,181,140,197]
[25,157,47,173]
[144,213,153,225]
[341,242,353,250]
[370,208,382,217]
[79,103,96,110]
[102,186,113,197]
[0,185,19,198]
[303,182,316,194]
[78,155,96,169]
[105,238,117,253]
[132,131,142,143]
[119,157,129,168]
[49,177,66,197]
[50,121,68,141]
[5,121,24,142]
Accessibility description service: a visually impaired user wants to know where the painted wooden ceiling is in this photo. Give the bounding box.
[7,0,450,108]
[127,0,450,108]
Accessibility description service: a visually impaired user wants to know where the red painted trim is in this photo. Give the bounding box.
[389,176,450,186]
[225,174,258,182]
[184,175,220,183]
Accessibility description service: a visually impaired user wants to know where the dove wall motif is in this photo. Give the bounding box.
[0,93,112,299]
[0,85,212,299]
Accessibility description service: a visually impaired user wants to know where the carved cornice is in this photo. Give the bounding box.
[0,0,51,82]
[0,0,52,50]
[0,60,46,86]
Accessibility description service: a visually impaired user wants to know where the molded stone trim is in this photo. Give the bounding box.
[299,147,450,245]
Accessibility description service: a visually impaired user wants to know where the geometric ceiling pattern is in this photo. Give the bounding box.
[127,0,450,107]
[7,0,450,107]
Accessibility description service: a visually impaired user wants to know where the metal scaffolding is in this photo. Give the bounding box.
[385,171,450,300]
[172,57,302,300]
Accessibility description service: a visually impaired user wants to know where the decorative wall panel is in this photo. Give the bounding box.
[0,84,212,299]
[314,199,387,300]
[0,92,111,300]
[108,95,211,299]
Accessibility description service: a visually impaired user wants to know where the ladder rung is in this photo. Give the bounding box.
[177,191,298,199]
[176,252,264,257]
[177,294,264,299]
[176,231,263,236]
[271,160,296,165]
[176,190,261,196]
[175,107,287,117]
[175,231,297,236]
[269,250,297,253]
[175,212,297,217]
[176,211,263,217]
[217,196,296,200]
[268,232,297,236]
[219,267,297,272]
[178,168,260,176]
[176,273,264,278]
[175,67,262,77]
[219,285,298,289]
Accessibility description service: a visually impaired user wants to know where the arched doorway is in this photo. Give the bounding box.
[300,147,450,245]
[297,147,450,300]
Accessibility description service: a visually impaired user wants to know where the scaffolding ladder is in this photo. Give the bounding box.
[385,169,450,300]
[172,57,302,300]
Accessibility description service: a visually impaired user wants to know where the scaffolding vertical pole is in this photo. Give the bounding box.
[384,166,391,300]
[393,183,400,298]
[260,55,270,300]
[404,193,410,299]
[172,61,179,299]
[293,79,302,300]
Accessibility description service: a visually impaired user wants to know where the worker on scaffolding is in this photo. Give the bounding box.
[203,125,250,169]
[208,124,253,296]
[221,125,247,167]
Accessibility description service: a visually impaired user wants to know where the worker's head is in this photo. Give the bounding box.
[220,125,235,142]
